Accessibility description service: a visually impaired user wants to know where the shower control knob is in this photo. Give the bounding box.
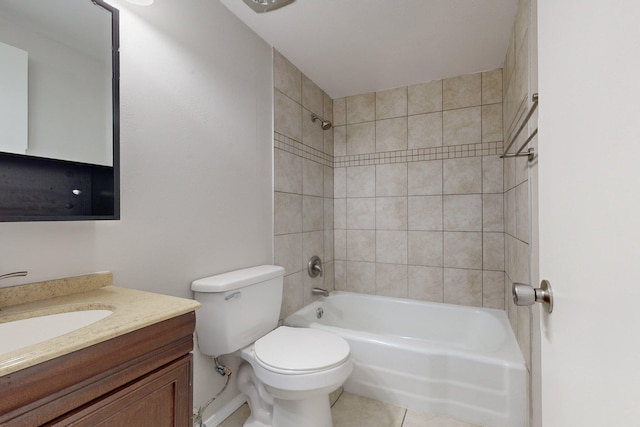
[512,280,554,313]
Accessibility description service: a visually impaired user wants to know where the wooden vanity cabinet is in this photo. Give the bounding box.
[0,312,195,427]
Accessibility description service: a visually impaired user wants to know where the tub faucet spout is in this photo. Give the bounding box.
[312,287,329,297]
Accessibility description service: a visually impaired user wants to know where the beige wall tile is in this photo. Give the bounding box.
[274,192,302,235]
[376,230,408,264]
[483,232,505,270]
[443,106,482,146]
[324,198,334,230]
[323,93,333,124]
[346,92,375,124]
[334,198,346,229]
[408,196,443,231]
[274,148,302,194]
[408,80,443,115]
[505,189,516,238]
[302,158,323,196]
[333,125,346,156]
[302,74,323,116]
[302,195,324,232]
[483,194,504,232]
[376,197,408,230]
[408,160,443,195]
[275,233,302,275]
[274,89,302,141]
[333,97,347,126]
[482,155,504,193]
[376,163,408,196]
[444,268,483,307]
[302,107,324,151]
[303,230,323,267]
[334,260,346,290]
[280,271,303,319]
[482,104,503,142]
[346,261,376,294]
[323,260,335,290]
[443,157,482,194]
[347,229,376,262]
[347,122,376,155]
[408,231,443,266]
[334,167,346,198]
[443,73,481,110]
[483,271,505,309]
[408,266,444,302]
[504,31,515,96]
[443,195,482,231]
[346,165,375,197]
[376,87,407,120]
[347,198,375,230]
[408,112,443,149]
[515,181,529,243]
[482,69,503,105]
[323,165,333,198]
[376,117,408,152]
[444,232,482,269]
[375,263,408,298]
[334,229,346,260]
[323,126,333,156]
[273,50,301,103]
[503,148,516,191]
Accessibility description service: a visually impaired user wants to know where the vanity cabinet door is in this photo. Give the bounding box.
[48,355,192,427]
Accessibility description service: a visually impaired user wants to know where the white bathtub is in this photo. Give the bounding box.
[284,292,526,427]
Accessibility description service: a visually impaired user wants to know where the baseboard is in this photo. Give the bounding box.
[203,393,247,427]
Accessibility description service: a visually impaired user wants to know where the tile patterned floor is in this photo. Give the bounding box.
[218,390,481,427]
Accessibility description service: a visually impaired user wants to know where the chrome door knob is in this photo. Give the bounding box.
[512,280,554,313]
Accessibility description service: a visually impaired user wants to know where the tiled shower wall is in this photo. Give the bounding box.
[503,0,533,369]
[273,50,335,319]
[332,73,506,308]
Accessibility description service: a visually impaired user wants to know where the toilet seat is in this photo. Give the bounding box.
[254,326,350,374]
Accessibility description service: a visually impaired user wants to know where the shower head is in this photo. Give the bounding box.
[242,0,295,13]
[311,114,332,130]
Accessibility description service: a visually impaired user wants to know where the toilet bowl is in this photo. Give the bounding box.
[191,265,353,427]
[238,326,353,427]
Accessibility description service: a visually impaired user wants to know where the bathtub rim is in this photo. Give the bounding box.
[284,291,526,367]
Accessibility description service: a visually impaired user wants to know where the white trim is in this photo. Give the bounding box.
[203,394,247,427]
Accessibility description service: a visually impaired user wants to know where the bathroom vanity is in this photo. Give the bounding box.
[0,273,199,426]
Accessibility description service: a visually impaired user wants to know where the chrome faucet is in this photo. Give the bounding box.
[312,287,329,297]
[308,256,323,278]
[0,271,28,281]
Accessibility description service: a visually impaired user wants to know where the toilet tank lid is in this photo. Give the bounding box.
[191,265,284,292]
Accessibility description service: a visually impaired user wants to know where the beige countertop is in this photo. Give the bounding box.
[0,272,200,377]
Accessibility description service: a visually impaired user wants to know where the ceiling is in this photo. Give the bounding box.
[218,0,519,99]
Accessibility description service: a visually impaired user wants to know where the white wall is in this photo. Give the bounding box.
[0,0,273,419]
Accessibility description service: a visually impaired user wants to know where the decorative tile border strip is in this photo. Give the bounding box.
[275,132,503,168]
[335,141,504,167]
[274,132,333,167]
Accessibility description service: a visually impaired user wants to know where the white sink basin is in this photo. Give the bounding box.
[0,309,113,355]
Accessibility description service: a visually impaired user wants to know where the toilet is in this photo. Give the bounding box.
[192,265,353,427]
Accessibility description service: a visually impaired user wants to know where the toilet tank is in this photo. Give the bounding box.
[192,265,284,356]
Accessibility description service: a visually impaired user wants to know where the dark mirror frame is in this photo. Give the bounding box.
[0,0,120,221]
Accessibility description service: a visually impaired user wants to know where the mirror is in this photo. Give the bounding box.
[0,0,119,221]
